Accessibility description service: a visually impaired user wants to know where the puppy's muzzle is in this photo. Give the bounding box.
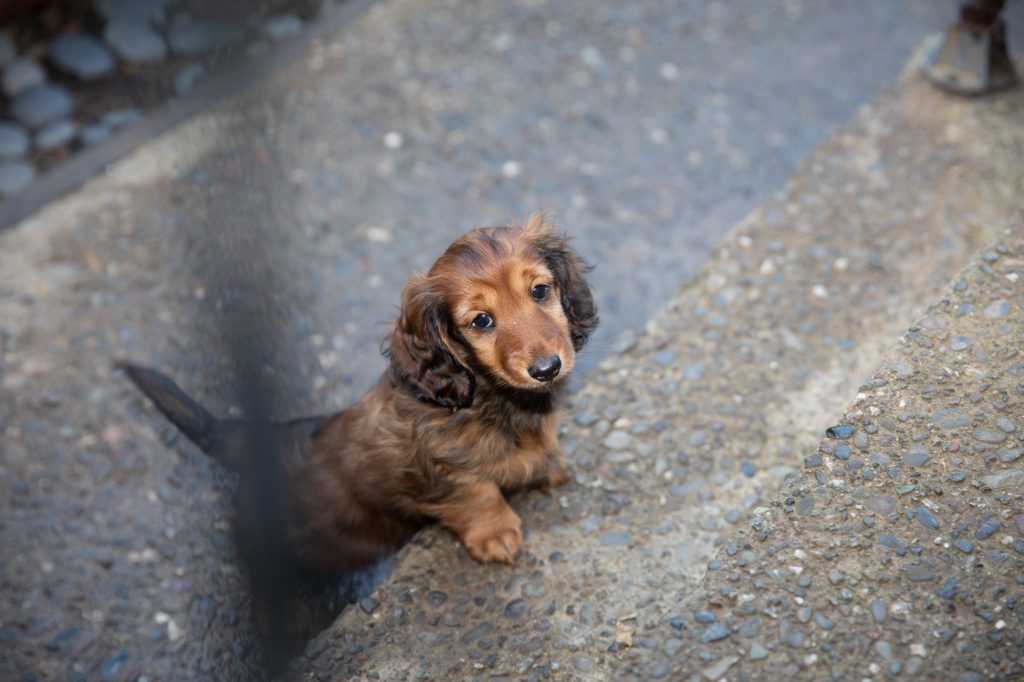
[527,354,562,382]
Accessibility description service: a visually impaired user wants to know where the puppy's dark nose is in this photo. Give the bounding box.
[528,354,562,382]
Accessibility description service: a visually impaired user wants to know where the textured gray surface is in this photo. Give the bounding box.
[293,63,1024,681]
[1,0,1023,679]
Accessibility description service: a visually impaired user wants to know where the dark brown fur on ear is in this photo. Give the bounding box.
[385,277,476,408]
[525,217,599,351]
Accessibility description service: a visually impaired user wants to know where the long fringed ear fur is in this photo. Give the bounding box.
[526,215,599,351]
[385,277,475,408]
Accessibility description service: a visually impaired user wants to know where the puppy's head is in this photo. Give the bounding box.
[387,213,598,407]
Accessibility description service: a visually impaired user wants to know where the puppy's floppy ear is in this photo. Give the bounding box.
[529,219,599,351]
[386,277,475,408]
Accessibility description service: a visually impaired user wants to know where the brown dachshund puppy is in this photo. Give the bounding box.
[122,214,598,581]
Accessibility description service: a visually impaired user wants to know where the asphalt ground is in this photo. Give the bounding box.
[2,0,1023,679]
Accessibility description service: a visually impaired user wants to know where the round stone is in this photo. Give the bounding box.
[104,20,167,62]
[173,62,206,96]
[0,122,29,158]
[10,84,73,129]
[80,123,111,145]
[0,160,35,195]
[3,58,46,97]
[262,15,304,42]
[49,34,115,80]
[35,119,77,150]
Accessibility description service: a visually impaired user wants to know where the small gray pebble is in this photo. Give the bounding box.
[654,349,677,366]
[949,335,971,351]
[0,122,30,158]
[34,119,77,150]
[915,505,939,529]
[972,428,1006,444]
[49,34,115,80]
[975,520,1000,540]
[10,84,73,129]
[603,430,630,449]
[505,598,528,618]
[904,445,930,467]
[101,108,141,129]
[870,598,886,623]
[995,416,1016,433]
[699,622,730,642]
[953,539,973,553]
[983,299,1010,319]
[3,58,46,97]
[571,655,595,673]
[80,123,112,145]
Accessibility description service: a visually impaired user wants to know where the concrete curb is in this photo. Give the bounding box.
[293,61,1024,681]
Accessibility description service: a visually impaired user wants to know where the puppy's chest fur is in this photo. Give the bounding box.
[427,386,562,489]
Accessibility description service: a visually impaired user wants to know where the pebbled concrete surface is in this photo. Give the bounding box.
[1,0,1022,680]
[292,64,1024,680]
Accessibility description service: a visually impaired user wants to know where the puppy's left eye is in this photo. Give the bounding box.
[531,284,550,302]
[471,313,494,329]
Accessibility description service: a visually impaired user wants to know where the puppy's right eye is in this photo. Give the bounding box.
[471,313,494,329]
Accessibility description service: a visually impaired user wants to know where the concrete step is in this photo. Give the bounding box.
[294,49,1024,680]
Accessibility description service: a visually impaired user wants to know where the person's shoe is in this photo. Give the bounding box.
[923,19,1019,95]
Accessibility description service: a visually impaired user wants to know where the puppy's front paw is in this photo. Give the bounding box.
[463,515,523,564]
